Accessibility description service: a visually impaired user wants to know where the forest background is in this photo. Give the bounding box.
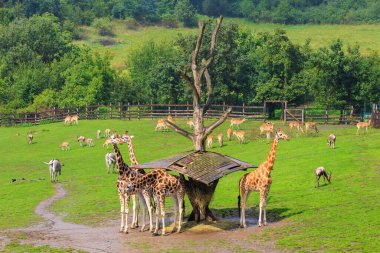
[0,0,379,114]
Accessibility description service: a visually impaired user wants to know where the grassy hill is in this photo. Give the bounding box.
[75,18,380,70]
[0,119,379,252]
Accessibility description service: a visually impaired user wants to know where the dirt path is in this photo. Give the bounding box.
[4,184,286,253]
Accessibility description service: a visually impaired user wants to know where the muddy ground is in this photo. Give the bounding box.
[1,184,286,253]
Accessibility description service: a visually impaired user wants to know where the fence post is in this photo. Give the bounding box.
[186,101,189,118]
[138,102,140,120]
[85,104,88,120]
[34,109,37,125]
[97,103,100,119]
[243,103,245,117]
[325,110,328,124]
[168,105,171,117]
[128,102,131,120]
[150,103,153,120]
[301,110,304,123]
[119,102,122,120]
[109,103,112,119]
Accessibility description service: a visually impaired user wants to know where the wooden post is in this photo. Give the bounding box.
[151,103,153,120]
[187,101,190,119]
[284,109,287,124]
[97,103,100,119]
[138,102,140,120]
[53,107,57,121]
[109,103,112,119]
[34,109,37,125]
[243,103,245,117]
[301,109,304,124]
[85,104,88,120]
[128,102,131,120]
[325,110,328,124]
[119,102,122,120]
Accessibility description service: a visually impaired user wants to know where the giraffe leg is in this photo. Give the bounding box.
[137,192,147,232]
[171,196,179,233]
[240,190,250,228]
[159,198,166,236]
[131,194,138,229]
[123,194,131,234]
[258,191,265,227]
[177,193,184,233]
[153,196,160,236]
[263,187,270,226]
[142,191,153,232]
[119,194,126,232]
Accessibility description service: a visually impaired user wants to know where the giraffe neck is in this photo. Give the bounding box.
[126,137,138,165]
[261,137,279,174]
[112,143,130,175]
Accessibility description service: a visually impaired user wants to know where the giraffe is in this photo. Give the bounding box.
[238,128,290,228]
[111,137,153,234]
[122,169,185,236]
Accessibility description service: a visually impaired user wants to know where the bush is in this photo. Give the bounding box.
[125,17,139,30]
[160,14,179,28]
[92,18,114,36]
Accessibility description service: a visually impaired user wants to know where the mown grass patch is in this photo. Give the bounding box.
[0,119,379,251]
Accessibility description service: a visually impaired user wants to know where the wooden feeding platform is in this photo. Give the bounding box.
[131,151,257,185]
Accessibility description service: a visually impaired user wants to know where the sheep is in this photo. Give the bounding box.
[44,159,62,183]
[315,167,332,187]
[105,152,116,174]
[328,134,336,148]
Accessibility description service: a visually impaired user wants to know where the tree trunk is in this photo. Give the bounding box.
[184,177,219,222]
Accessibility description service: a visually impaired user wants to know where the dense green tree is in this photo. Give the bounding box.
[174,0,198,27]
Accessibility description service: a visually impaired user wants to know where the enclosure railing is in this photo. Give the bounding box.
[284,108,362,125]
[0,103,266,126]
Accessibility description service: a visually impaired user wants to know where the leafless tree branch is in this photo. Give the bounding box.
[204,107,232,137]
[203,68,213,114]
[179,71,200,105]
[165,120,194,141]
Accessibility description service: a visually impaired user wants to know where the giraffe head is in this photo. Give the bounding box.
[110,135,125,144]
[275,128,290,140]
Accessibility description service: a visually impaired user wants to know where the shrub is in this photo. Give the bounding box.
[92,18,114,37]
[125,17,139,30]
[160,14,179,28]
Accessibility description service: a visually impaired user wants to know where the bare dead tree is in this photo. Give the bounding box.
[165,16,232,222]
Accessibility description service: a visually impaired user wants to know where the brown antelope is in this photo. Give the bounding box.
[356,119,371,134]
[155,119,168,132]
[305,122,319,133]
[167,114,175,123]
[259,121,274,134]
[59,142,70,151]
[77,136,86,147]
[103,138,112,148]
[265,129,273,143]
[207,135,213,149]
[230,118,246,129]
[97,130,101,139]
[227,128,233,141]
[328,134,336,148]
[186,120,194,129]
[233,131,246,144]
[86,138,94,147]
[315,167,332,187]
[64,115,71,125]
[27,132,33,144]
[71,115,79,125]
[217,133,223,147]
[104,129,111,137]
[289,121,304,133]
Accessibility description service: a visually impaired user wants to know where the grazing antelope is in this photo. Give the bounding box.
[27,132,33,144]
[259,121,274,134]
[104,129,111,137]
[86,138,94,147]
[230,118,246,129]
[356,119,371,134]
[71,115,79,125]
[167,114,175,123]
[315,167,332,187]
[233,131,246,144]
[103,138,112,148]
[105,152,116,174]
[77,136,86,147]
[217,133,223,147]
[289,121,304,133]
[207,135,213,149]
[305,122,319,133]
[155,119,168,132]
[328,134,336,148]
[44,159,62,183]
[64,115,71,125]
[186,120,194,129]
[227,128,233,141]
[59,142,70,151]
[97,130,101,139]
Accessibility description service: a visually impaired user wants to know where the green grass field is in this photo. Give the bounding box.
[76,18,380,69]
[0,119,379,252]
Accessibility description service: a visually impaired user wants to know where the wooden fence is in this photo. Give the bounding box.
[284,108,362,125]
[0,103,266,126]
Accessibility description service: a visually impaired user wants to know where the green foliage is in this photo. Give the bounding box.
[92,18,114,36]
[174,0,198,27]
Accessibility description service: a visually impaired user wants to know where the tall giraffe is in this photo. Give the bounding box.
[111,138,153,233]
[238,128,290,228]
[123,132,138,166]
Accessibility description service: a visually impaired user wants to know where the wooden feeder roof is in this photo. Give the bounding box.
[131,151,257,185]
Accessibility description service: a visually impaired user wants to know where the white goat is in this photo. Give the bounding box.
[44,159,62,183]
[105,152,116,174]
